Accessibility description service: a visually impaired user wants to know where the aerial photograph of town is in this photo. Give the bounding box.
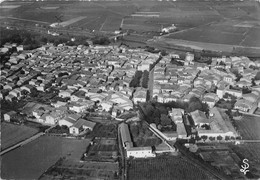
[0,0,260,179]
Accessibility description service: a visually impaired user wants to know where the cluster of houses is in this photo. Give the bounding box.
[152,52,260,114]
[1,43,160,134]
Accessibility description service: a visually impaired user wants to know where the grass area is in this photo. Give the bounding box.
[1,136,90,179]
[2,1,259,49]
[128,155,214,180]
[235,114,260,140]
[86,123,117,138]
[40,159,119,180]
[83,138,118,162]
[229,143,260,179]
[1,122,39,150]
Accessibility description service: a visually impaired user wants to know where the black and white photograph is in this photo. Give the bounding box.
[0,0,260,179]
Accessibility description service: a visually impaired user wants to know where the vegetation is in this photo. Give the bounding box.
[91,36,110,45]
[130,71,143,88]
[141,70,149,88]
[130,121,161,147]
[0,28,91,50]
[255,71,260,81]
[128,155,212,180]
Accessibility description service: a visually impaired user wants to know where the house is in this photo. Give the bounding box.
[234,99,256,112]
[59,114,81,127]
[45,112,61,125]
[177,123,188,139]
[59,89,74,98]
[127,147,156,158]
[202,93,219,108]
[170,108,184,124]
[70,90,86,102]
[190,110,209,128]
[51,101,67,108]
[9,88,22,99]
[69,119,96,135]
[4,111,17,122]
[21,84,35,93]
[100,101,114,111]
[133,88,147,104]
[5,94,16,101]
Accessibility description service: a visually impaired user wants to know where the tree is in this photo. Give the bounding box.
[255,71,260,81]
[130,71,143,88]
[225,136,230,141]
[195,136,202,141]
[217,135,223,141]
[160,114,171,127]
[201,135,208,141]
[209,136,215,141]
[187,97,205,112]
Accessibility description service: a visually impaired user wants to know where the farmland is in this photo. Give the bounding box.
[40,158,119,180]
[1,122,39,150]
[83,138,118,162]
[1,136,91,179]
[234,114,260,140]
[127,155,215,180]
[1,0,259,53]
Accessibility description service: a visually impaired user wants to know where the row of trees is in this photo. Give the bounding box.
[197,135,241,142]
[141,70,149,88]
[130,71,143,88]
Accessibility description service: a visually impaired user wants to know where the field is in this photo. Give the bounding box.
[127,155,215,180]
[83,138,118,162]
[235,114,260,140]
[1,122,39,150]
[229,143,260,178]
[1,136,90,179]
[1,1,259,45]
[40,158,119,180]
[86,123,117,138]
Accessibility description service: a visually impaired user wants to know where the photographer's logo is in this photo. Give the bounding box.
[240,159,249,175]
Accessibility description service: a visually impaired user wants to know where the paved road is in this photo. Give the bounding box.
[0,126,54,156]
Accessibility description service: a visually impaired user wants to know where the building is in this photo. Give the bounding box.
[4,111,17,122]
[170,108,184,124]
[69,119,96,135]
[127,147,155,158]
[119,123,156,158]
[197,108,238,139]
[190,110,209,128]
[177,123,188,139]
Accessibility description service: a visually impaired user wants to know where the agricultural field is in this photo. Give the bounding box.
[83,138,118,162]
[1,0,260,53]
[40,158,119,180]
[86,123,117,138]
[234,114,260,140]
[1,136,90,179]
[1,122,39,150]
[127,155,215,180]
[229,143,260,178]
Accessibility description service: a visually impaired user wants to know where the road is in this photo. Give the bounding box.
[118,124,127,180]
[0,125,54,156]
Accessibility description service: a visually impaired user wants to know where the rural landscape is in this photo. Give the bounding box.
[1,0,260,180]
